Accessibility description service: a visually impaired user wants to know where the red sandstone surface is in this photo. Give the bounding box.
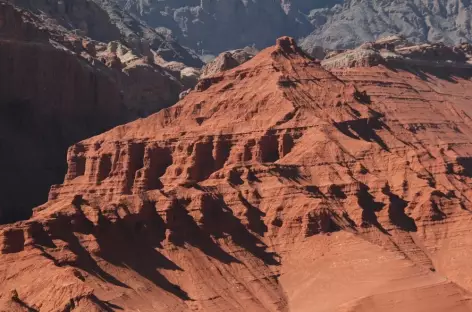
[3,37,472,311]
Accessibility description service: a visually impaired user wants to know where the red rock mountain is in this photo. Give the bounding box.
[3,37,472,311]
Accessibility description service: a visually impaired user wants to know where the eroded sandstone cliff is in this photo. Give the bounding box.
[0,2,183,222]
[3,37,472,311]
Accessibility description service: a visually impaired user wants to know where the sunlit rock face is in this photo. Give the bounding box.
[4,37,472,311]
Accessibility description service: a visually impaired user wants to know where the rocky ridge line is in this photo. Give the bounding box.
[3,37,472,311]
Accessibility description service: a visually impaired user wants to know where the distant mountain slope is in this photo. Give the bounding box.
[111,0,338,54]
[110,0,472,54]
[10,0,472,59]
[302,0,472,49]
[8,0,203,66]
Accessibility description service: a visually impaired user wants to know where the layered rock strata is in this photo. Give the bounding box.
[3,37,472,311]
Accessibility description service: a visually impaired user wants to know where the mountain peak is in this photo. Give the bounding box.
[4,36,472,311]
[275,36,303,55]
[82,37,342,143]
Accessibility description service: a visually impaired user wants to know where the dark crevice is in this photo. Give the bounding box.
[97,154,112,182]
[238,192,267,236]
[357,183,388,234]
[147,147,173,190]
[382,184,417,232]
[334,118,390,152]
[259,135,280,163]
[125,143,145,193]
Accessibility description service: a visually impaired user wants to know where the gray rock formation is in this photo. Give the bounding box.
[11,0,472,61]
[7,0,203,66]
[302,0,472,50]
[111,0,472,55]
[112,0,324,53]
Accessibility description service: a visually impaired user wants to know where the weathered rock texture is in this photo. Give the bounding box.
[0,2,183,223]
[7,0,203,67]
[4,37,472,311]
[113,0,314,54]
[9,0,472,60]
[302,0,472,50]
[92,0,472,55]
[321,35,472,70]
[201,47,257,79]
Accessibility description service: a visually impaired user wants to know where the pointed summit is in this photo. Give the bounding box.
[275,36,305,56]
[86,37,355,144]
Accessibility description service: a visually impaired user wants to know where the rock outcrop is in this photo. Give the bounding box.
[0,2,183,222]
[8,0,204,67]
[114,0,313,54]
[302,0,472,50]
[201,47,257,79]
[79,0,472,56]
[4,36,472,311]
[9,0,472,60]
[321,36,472,70]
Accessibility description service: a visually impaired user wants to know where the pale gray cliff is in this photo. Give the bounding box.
[115,0,472,55]
[302,0,472,50]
